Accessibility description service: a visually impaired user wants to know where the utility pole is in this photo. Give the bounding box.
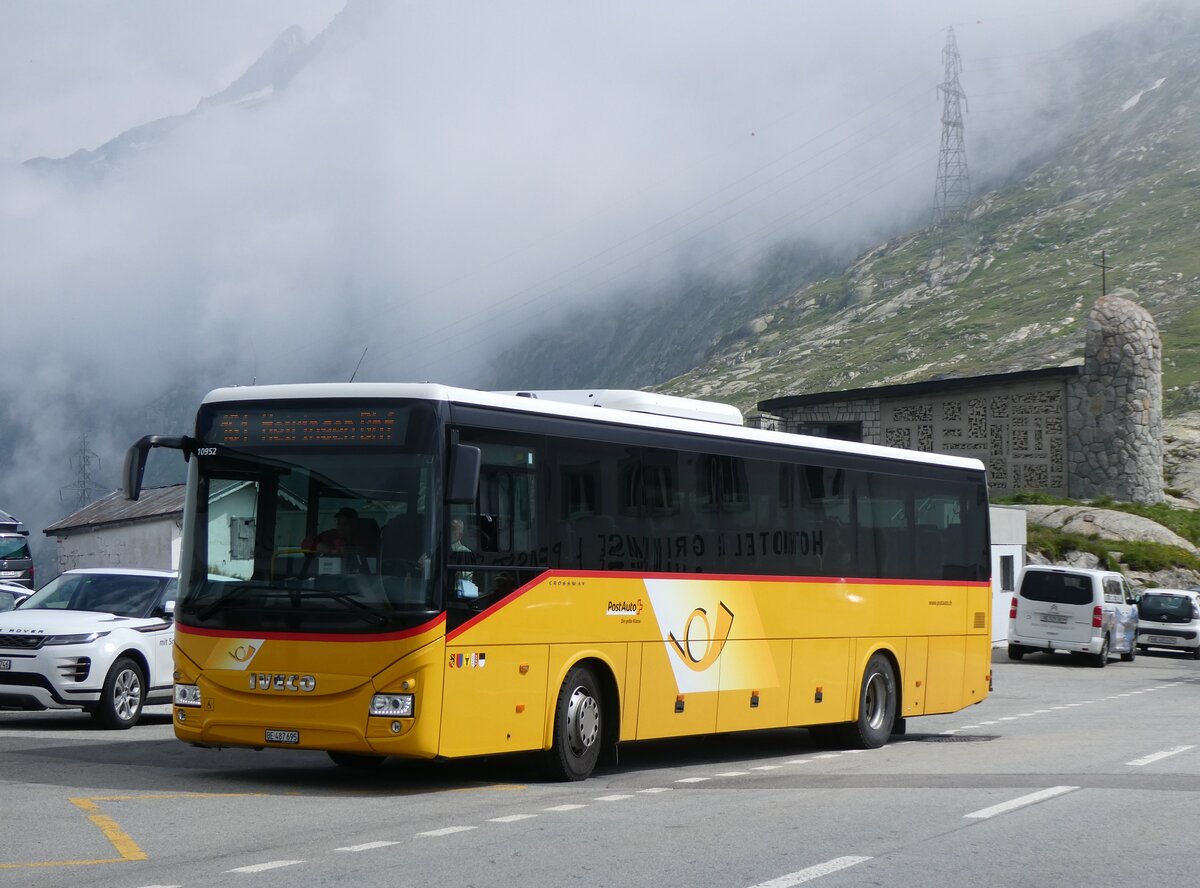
[1094,250,1114,296]
[60,432,103,510]
[933,26,970,261]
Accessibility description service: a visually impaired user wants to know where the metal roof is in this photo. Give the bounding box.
[758,365,1083,413]
[43,485,186,536]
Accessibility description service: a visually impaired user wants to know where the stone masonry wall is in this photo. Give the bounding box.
[1068,291,1163,504]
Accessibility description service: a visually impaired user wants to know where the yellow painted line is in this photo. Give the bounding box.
[0,792,263,870]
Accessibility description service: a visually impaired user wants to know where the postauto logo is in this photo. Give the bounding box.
[606,599,644,616]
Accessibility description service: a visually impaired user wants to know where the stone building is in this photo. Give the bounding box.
[756,293,1163,505]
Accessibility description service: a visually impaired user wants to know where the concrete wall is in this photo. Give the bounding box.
[54,518,181,573]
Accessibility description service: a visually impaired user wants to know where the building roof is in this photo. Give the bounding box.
[44,485,186,535]
[757,365,1083,414]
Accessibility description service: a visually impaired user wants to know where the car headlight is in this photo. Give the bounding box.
[370,693,413,717]
[174,684,202,707]
[43,631,110,646]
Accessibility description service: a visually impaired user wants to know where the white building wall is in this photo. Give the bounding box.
[54,519,181,574]
[989,506,1028,643]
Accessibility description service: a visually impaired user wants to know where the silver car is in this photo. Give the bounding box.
[1136,589,1200,659]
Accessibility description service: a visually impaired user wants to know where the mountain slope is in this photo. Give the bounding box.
[660,3,1200,415]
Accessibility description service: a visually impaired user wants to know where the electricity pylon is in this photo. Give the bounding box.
[933,26,970,260]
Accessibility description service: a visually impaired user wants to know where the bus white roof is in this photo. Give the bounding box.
[492,389,743,425]
[200,382,985,473]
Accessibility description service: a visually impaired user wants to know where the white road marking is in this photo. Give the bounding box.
[638,787,671,793]
[227,861,305,873]
[676,776,711,783]
[1127,745,1196,767]
[751,764,782,771]
[746,855,872,886]
[595,794,633,801]
[812,753,841,759]
[336,841,401,852]
[964,786,1079,820]
[784,759,813,765]
[716,771,750,777]
[488,814,538,823]
[417,825,477,837]
[542,804,586,811]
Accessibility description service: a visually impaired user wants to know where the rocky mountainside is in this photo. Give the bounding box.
[491,4,1200,426]
[662,6,1200,417]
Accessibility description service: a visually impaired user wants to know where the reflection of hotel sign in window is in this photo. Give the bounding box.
[213,408,405,446]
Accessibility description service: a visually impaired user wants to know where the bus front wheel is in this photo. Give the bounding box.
[545,665,602,781]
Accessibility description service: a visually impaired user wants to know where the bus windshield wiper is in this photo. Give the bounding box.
[299,590,390,626]
[196,583,255,620]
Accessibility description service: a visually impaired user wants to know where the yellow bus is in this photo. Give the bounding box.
[124,383,992,780]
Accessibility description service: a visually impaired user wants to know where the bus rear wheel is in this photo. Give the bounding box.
[545,665,602,781]
[841,652,897,749]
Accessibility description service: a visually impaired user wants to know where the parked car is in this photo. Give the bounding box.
[0,568,177,727]
[1008,565,1139,667]
[0,587,17,612]
[1136,588,1200,659]
[0,580,30,607]
[0,532,34,590]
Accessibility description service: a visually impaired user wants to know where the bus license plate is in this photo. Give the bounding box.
[265,729,299,744]
[0,659,9,670]
[1040,614,1068,624]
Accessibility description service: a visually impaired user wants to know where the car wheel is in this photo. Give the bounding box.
[92,657,145,729]
[1092,636,1110,668]
[1121,639,1136,662]
[544,665,603,781]
[1192,646,1200,661]
[1008,644,1025,661]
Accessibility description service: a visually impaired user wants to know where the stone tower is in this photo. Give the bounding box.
[1068,291,1163,504]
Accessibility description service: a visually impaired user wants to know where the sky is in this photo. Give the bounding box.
[0,0,1159,567]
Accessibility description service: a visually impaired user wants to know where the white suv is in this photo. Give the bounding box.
[1008,565,1139,667]
[0,568,177,727]
[1136,589,1200,659]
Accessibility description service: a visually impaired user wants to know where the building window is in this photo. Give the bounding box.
[1000,554,1015,592]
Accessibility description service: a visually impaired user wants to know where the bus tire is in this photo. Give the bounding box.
[92,657,145,730]
[545,665,602,781]
[328,751,386,769]
[841,652,897,749]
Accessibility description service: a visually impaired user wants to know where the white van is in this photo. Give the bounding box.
[1135,589,1200,659]
[1007,565,1139,667]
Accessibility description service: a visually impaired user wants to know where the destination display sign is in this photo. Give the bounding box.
[209,407,406,447]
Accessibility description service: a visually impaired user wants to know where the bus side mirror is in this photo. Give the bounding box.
[447,444,481,505]
[124,435,191,501]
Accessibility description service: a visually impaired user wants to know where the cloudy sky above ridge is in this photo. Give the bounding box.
[0,0,1164,553]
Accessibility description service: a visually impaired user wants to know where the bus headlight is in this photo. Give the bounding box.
[370,694,413,717]
[175,684,202,707]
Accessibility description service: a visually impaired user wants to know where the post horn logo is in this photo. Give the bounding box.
[668,602,734,672]
[229,644,258,663]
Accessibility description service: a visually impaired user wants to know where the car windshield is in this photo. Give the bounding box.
[1020,571,1093,605]
[0,537,30,559]
[21,573,172,617]
[1139,593,1195,621]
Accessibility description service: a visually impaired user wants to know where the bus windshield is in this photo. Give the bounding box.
[180,401,443,634]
